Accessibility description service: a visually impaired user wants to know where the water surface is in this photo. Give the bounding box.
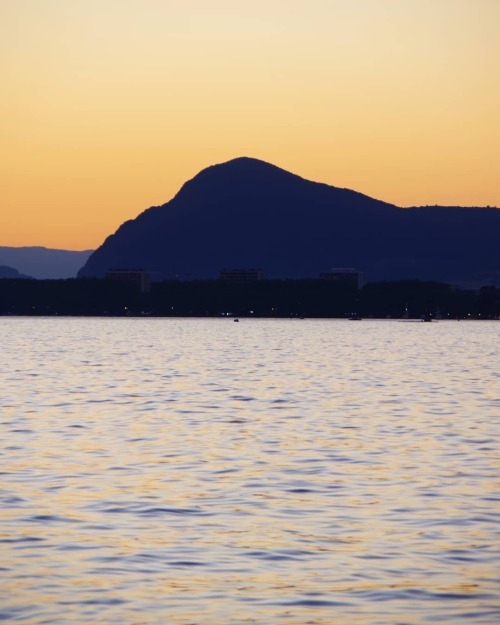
[1,318,499,624]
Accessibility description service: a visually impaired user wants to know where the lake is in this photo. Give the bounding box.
[0,317,499,624]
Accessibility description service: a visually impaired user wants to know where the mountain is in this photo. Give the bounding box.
[0,265,33,279]
[0,247,93,279]
[78,157,500,285]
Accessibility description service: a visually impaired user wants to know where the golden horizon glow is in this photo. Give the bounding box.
[1,0,499,250]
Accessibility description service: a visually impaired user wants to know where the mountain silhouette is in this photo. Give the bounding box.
[0,265,33,279]
[78,157,500,284]
[0,247,93,279]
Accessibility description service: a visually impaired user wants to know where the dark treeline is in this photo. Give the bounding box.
[0,278,499,319]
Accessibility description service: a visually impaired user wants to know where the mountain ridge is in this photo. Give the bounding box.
[0,265,33,279]
[0,246,93,279]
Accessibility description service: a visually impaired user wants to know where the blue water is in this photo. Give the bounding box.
[1,317,499,624]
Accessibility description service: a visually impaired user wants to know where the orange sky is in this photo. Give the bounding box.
[1,0,499,250]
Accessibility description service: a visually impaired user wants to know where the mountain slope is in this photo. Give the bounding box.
[0,247,93,279]
[0,265,33,279]
[78,157,500,284]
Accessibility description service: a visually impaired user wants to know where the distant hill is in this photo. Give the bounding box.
[78,157,500,285]
[0,247,93,279]
[0,265,33,279]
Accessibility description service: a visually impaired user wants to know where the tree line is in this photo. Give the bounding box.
[0,278,499,319]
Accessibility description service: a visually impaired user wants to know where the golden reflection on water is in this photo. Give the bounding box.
[1,318,499,624]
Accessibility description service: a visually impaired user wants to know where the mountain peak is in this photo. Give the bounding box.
[220,156,269,166]
[209,156,280,169]
[191,156,303,183]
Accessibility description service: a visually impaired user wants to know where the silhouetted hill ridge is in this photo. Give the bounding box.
[0,247,93,279]
[0,265,33,279]
[78,157,500,285]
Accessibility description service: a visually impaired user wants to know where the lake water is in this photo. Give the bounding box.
[0,317,499,624]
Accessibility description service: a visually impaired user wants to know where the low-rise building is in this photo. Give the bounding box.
[219,268,266,282]
[105,269,151,293]
[319,267,366,289]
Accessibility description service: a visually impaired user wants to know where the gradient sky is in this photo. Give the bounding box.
[1,0,499,250]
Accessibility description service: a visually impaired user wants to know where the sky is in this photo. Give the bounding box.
[1,0,499,250]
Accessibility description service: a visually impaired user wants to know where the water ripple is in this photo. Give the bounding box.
[1,317,499,624]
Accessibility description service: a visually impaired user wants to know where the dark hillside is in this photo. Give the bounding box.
[78,157,500,285]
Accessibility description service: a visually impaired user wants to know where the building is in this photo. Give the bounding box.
[105,269,151,293]
[319,267,366,289]
[219,268,266,282]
